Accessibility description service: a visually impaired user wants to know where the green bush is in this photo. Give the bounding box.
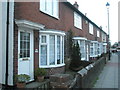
[15,74,30,83]
[35,68,47,77]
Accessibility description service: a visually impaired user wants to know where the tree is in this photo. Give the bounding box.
[66,30,73,58]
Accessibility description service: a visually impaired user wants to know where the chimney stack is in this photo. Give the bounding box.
[100,26,102,29]
[73,1,79,9]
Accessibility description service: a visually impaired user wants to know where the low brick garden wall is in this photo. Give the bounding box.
[74,54,108,88]
[49,54,108,89]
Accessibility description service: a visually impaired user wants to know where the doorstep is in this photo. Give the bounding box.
[25,79,50,88]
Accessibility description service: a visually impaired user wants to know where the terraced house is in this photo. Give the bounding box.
[0,0,108,87]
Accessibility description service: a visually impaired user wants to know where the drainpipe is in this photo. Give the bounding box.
[5,0,9,88]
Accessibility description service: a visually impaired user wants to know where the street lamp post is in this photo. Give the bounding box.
[106,2,110,60]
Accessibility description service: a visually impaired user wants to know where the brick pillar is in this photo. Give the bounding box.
[13,23,18,84]
[34,30,39,70]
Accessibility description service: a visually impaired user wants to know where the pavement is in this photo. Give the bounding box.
[93,52,119,89]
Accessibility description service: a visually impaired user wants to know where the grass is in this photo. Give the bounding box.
[92,77,99,88]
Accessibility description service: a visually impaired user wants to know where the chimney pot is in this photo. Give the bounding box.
[73,1,79,9]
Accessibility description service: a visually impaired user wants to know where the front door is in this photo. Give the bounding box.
[18,30,34,81]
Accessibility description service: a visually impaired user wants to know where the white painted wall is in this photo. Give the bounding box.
[0,1,7,85]
[8,1,14,85]
[0,1,2,85]
[0,1,14,86]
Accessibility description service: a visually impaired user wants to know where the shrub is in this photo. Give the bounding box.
[65,30,74,59]
[70,42,81,68]
[16,74,30,83]
[35,68,47,77]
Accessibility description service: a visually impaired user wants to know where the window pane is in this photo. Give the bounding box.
[27,42,30,50]
[20,50,23,58]
[89,23,93,34]
[90,43,94,56]
[49,35,55,65]
[41,36,46,43]
[23,50,26,57]
[80,40,85,58]
[53,0,58,17]
[20,32,30,58]
[57,36,60,64]
[40,0,46,12]
[41,45,47,65]
[27,50,30,57]
[40,0,58,18]
[46,0,52,15]
[74,12,82,29]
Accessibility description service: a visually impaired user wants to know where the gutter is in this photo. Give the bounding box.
[5,0,9,88]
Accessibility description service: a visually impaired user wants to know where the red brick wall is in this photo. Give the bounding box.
[14,2,106,79]
[82,18,89,39]
[46,66,65,76]
[14,2,104,42]
[15,2,104,42]
[14,2,89,38]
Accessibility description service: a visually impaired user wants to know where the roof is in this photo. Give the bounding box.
[63,2,107,35]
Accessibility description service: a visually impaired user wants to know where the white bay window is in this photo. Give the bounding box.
[80,40,85,60]
[103,43,107,53]
[73,37,86,60]
[39,30,65,68]
[95,43,98,57]
[97,43,100,55]
[90,41,98,57]
[90,43,94,57]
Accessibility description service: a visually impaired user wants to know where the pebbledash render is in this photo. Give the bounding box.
[0,0,108,86]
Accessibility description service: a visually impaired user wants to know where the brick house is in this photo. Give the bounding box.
[0,0,108,86]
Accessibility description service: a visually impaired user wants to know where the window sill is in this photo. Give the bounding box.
[89,33,94,36]
[74,26,82,30]
[90,55,97,57]
[39,64,65,68]
[81,58,86,60]
[40,10,59,20]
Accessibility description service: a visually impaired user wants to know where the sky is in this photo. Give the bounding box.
[68,0,119,45]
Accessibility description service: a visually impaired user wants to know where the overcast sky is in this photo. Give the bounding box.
[68,0,119,45]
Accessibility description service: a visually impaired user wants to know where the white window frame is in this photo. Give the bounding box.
[100,43,103,54]
[102,33,106,42]
[39,30,65,68]
[97,30,100,37]
[40,0,59,19]
[90,41,98,57]
[103,43,107,53]
[74,12,82,29]
[94,43,98,57]
[89,23,93,34]
[97,43,101,56]
[79,40,86,60]
[90,43,94,57]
